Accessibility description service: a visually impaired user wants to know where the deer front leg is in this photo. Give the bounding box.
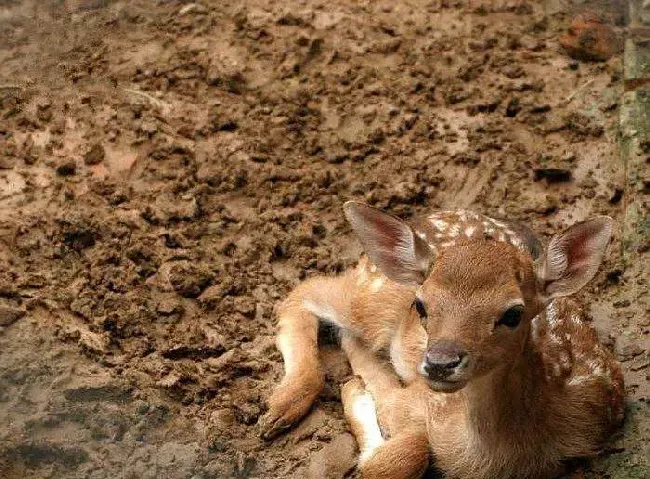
[260,275,354,439]
[342,377,430,479]
[340,334,402,425]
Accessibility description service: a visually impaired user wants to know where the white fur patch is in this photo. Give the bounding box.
[448,224,461,237]
[464,226,476,237]
[370,277,384,292]
[303,299,340,326]
[277,333,296,376]
[546,302,559,327]
[430,218,448,231]
[352,392,385,464]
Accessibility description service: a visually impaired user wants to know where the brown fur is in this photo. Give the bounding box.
[260,207,623,479]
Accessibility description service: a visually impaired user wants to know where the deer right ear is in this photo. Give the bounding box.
[343,201,434,286]
[537,216,614,300]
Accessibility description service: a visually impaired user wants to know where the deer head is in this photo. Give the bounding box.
[344,201,613,392]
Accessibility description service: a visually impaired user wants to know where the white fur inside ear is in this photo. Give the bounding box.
[343,201,433,285]
[540,217,613,298]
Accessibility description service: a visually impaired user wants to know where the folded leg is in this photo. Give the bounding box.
[341,376,429,479]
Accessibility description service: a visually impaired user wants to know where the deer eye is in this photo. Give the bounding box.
[497,305,524,328]
[412,298,428,324]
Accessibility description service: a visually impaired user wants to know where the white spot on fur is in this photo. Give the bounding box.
[567,375,591,386]
[440,241,455,248]
[531,316,542,341]
[416,231,427,241]
[546,302,559,327]
[356,267,368,286]
[369,264,377,273]
[448,224,461,237]
[464,226,476,237]
[430,218,448,231]
[370,277,384,292]
[351,392,385,464]
[303,299,341,327]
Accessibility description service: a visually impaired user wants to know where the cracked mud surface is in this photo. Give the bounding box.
[0,1,647,478]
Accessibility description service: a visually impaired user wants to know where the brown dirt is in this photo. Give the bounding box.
[0,1,647,478]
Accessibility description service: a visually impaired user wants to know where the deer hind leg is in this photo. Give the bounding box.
[340,334,402,424]
[260,274,354,439]
[341,375,429,479]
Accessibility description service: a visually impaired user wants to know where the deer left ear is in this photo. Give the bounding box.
[536,216,614,299]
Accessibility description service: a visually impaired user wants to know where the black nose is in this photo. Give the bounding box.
[424,342,467,378]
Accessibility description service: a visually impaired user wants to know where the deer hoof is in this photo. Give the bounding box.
[259,376,323,440]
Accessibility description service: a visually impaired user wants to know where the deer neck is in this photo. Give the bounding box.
[463,342,549,445]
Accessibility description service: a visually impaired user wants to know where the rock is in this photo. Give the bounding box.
[559,13,618,62]
[170,264,212,298]
[233,296,256,318]
[291,409,328,443]
[307,432,357,479]
[615,336,643,361]
[156,297,184,316]
[210,408,236,432]
[0,304,26,326]
[84,143,105,165]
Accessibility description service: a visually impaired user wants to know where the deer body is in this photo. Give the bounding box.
[260,205,623,479]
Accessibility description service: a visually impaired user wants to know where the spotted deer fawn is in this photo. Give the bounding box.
[260,202,624,479]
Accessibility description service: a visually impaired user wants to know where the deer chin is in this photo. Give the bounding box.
[426,378,467,393]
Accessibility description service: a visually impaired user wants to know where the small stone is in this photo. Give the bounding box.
[156,297,184,316]
[307,432,357,479]
[615,336,643,361]
[233,296,256,318]
[0,305,26,326]
[84,143,105,165]
[56,160,77,176]
[210,408,236,432]
[559,13,618,62]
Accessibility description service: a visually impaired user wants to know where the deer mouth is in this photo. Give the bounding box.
[427,378,467,393]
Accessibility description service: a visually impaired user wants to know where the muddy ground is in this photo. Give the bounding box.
[0,0,647,478]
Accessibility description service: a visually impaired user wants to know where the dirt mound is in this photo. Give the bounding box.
[0,1,646,478]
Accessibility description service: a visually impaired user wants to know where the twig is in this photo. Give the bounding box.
[563,78,596,105]
[124,88,171,113]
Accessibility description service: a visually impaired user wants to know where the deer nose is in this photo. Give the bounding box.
[424,342,468,378]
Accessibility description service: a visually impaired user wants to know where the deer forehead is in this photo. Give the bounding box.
[414,210,530,255]
[425,242,533,294]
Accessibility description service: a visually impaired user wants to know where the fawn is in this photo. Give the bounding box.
[260,201,624,479]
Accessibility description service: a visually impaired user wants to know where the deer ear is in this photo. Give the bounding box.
[343,201,434,286]
[537,216,614,299]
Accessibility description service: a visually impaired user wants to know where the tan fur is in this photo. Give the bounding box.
[260,208,623,479]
